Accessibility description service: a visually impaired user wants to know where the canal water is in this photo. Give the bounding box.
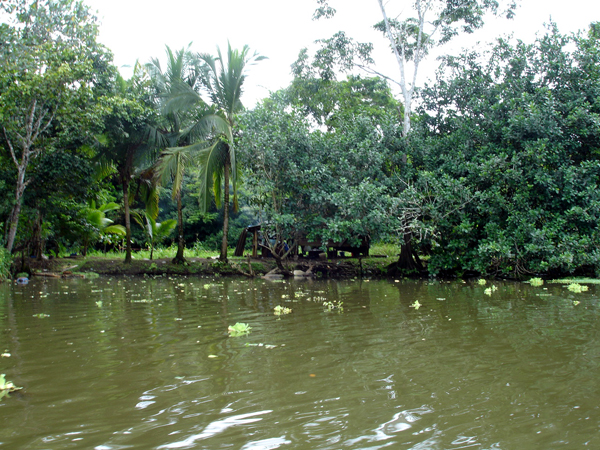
[0,276,598,449]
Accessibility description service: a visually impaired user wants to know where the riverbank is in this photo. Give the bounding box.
[19,255,395,279]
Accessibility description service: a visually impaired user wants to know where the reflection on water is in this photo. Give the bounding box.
[0,276,599,449]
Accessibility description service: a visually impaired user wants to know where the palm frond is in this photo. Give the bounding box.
[163,79,206,115]
[196,139,228,213]
[182,113,232,143]
[103,224,126,236]
[156,146,191,199]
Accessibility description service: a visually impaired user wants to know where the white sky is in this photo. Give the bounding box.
[85,0,600,107]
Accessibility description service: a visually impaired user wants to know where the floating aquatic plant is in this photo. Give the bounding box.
[567,283,588,293]
[323,301,344,312]
[0,374,22,393]
[228,323,252,336]
[245,343,277,349]
[484,285,498,296]
[529,277,544,287]
[410,300,422,310]
[550,278,600,285]
[274,305,292,315]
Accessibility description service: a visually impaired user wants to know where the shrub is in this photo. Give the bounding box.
[0,248,12,281]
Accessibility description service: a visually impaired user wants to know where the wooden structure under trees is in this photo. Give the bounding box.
[234,225,369,258]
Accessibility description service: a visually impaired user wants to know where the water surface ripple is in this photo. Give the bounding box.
[0,277,598,449]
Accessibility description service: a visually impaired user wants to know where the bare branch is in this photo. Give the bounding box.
[3,126,19,168]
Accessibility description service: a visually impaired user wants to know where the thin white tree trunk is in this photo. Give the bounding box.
[377,0,413,136]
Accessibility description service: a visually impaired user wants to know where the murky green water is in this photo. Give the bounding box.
[0,275,599,449]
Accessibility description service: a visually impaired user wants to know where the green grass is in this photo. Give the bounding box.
[87,243,223,260]
[86,241,402,263]
[369,242,401,257]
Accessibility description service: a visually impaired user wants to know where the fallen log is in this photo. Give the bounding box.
[32,272,61,278]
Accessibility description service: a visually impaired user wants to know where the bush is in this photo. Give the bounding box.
[0,248,12,281]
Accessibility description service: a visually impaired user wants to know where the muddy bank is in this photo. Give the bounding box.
[21,255,394,279]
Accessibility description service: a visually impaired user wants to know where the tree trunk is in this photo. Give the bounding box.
[220,158,230,262]
[123,175,132,264]
[6,200,22,255]
[387,233,424,275]
[172,191,186,264]
[5,164,28,254]
[32,210,44,260]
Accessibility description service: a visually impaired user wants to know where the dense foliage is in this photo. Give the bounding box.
[1,0,599,279]
[404,25,600,276]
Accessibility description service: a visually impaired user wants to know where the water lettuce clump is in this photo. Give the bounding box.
[0,374,22,398]
[484,285,498,296]
[274,305,292,315]
[529,277,544,287]
[228,323,252,336]
[567,283,588,293]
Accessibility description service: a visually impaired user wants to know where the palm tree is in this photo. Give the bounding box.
[147,45,205,263]
[81,201,126,256]
[164,43,266,262]
[132,210,177,260]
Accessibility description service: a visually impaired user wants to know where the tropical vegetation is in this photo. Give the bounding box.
[1,0,600,280]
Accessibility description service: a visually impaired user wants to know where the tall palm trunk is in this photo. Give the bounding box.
[173,191,186,263]
[123,174,132,264]
[220,156,230,262]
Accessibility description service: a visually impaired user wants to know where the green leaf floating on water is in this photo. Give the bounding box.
[228,323,251,336]
[0,374,22,392]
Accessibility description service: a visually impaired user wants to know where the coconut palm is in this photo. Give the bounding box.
[164,43,266,261]
[147,45,206,263]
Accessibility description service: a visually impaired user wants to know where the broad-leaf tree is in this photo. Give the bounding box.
[407,23,600,276]
[308,0,517,136]
[295,0,517,273]
[98,66,161,263]
[0,0,110,253]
